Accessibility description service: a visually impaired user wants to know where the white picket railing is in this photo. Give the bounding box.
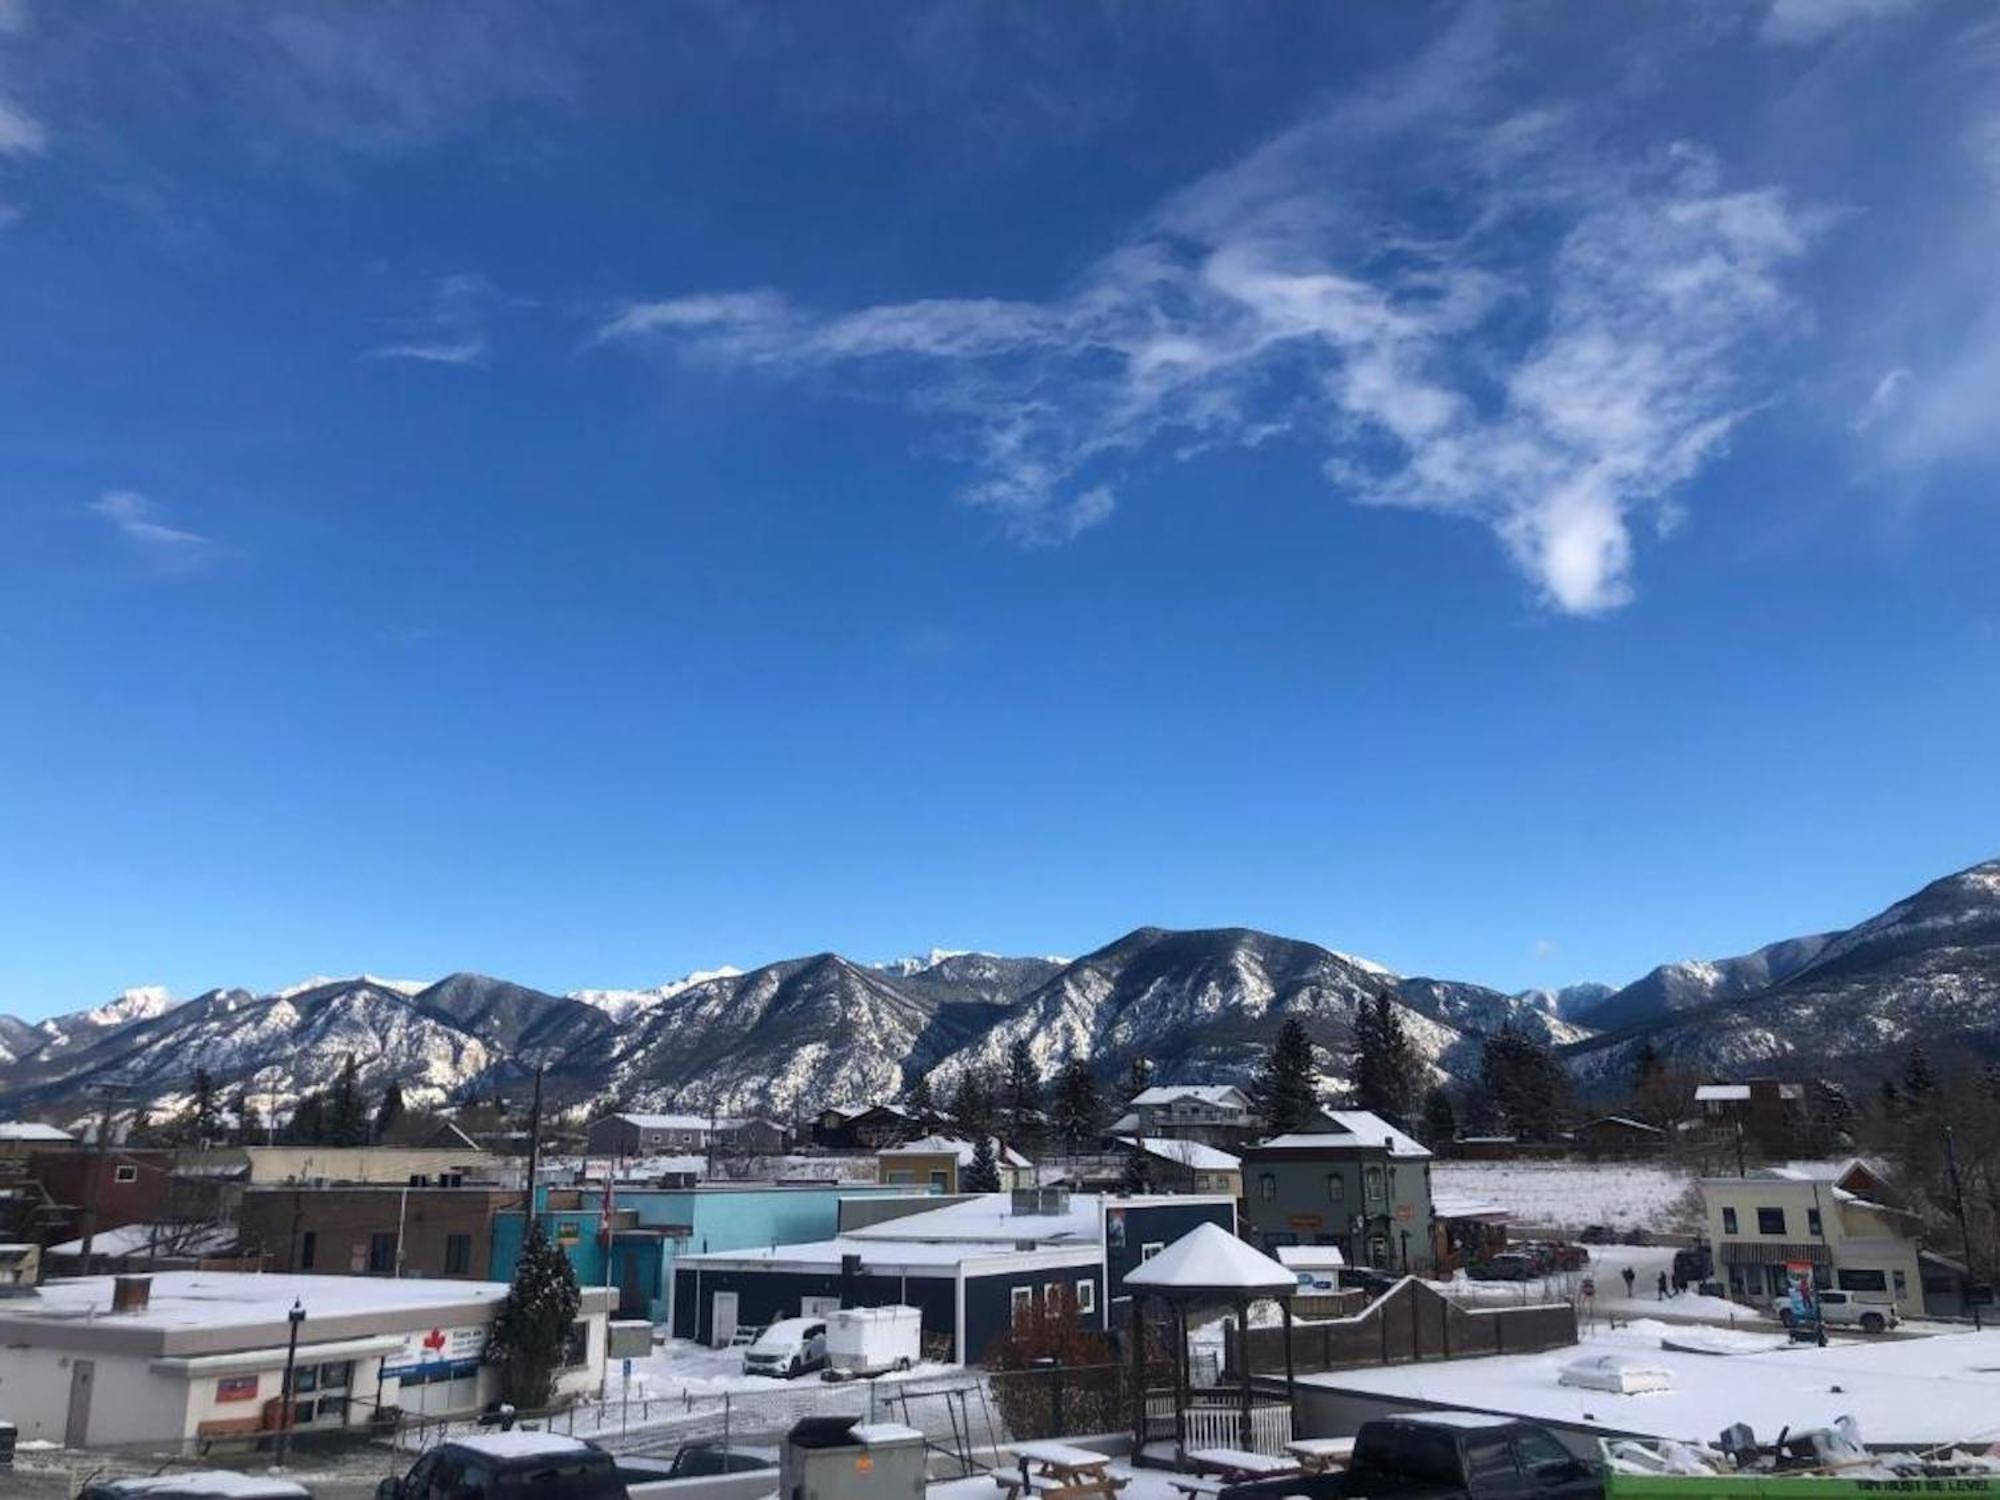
[1145,1391,1294,1456]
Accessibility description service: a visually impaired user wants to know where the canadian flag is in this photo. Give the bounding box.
[422,1327,447,1354]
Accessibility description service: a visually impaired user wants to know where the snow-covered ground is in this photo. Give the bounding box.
[1434,1161,1700,1233]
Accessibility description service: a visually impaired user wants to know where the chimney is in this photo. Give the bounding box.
[112,1274,152,1313]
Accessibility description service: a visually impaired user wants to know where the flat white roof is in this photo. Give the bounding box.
[14,1271,512,1331]
[0,1121,76,1141]
[677,1235,1098,1273]
[1303,1324,2000,1446]
[847,1191,1097,1244]
[1276,1245,1346,1271]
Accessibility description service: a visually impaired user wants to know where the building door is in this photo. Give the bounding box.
[801,1295,840,1318]
[711,1290,739,1347]
[64,1359,95,1448]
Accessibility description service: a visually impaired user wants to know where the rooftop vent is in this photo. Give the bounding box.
[111,1274,151,1313]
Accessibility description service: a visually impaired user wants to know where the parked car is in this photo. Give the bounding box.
[1618,1227,1650,1246]
[1469,1252,1535,1282]
[1219,1413,1601,1500]
[1549,1243,1589,1272]
[377,1434,629,1500]
[742,1316,829,1378]
[1340,1267,1400,1299]
[1772,1289,1898,1334]
[1672,1245,1713,1285]
[1579,1225,1614,1245]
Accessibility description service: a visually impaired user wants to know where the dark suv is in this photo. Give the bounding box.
[378,1434,630,1500]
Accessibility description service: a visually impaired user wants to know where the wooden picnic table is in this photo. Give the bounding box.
[1008,1440,1129,1500]
[1284,1436,1357,1473]
[1186,1447,1303,1484]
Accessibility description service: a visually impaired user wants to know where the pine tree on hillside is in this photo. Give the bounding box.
[1420,1086,1458,1147]
[1247,1017,1320,1136]
[1348,993,1421,1125]
[327,1056,369,1147]
[487,1226,582,1409]
[1004,1038,1043,1145]
[1050,1057,1105,1153]
[1631,1039,1664,1093]
[233,1089,264,1147]
[1903,1045,1938,1107]
[905,1073,936,1121]
[1479,1024,1569,1141]
[178,1067,220,1147]
[951,1067,994,1140]
[962,1134,1002,1193]
[374,1081,406,1144]
[287,1092,327,1145]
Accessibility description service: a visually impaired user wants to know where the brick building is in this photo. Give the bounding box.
[238,1184,521,1280]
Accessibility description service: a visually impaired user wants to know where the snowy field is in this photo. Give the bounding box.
[1435,1160,1701,1233]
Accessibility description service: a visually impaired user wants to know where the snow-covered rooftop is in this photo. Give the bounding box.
[1303,1324,2000,1446]
[676,1234,1098,1271]
[610,1113,712,1131]
[878,1134,1032,1167]
[847,1190,1098,1245]
[0,1121,76,1142]
[452,1431,598,1461]
[7,1270,512,1331]
[1130,1085,1247,1108]
[86,1473,311,1498]
[1126,1222,1296,1295]
[1276,1245,1346,1271]
[1259,1110,1430,1159]
[46,1221,237,1257]
[1116,1137,1240,1170]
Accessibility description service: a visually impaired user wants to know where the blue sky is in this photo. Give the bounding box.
[3,1,1998,1020]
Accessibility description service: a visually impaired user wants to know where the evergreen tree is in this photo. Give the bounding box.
[327,1055,368,1146]
[1247,1017,1319,1136]
[1877,1077,1904,1123]
[1631,1039,1665,1094]
[374,1081,406,1144]
[1903,1045,1938,1108]
[1119,1142,1154,1194]
[1348,993,1421,1125]
[288,1091,327,1145]
[1125,1056,1153,1101]
[487,1226,582,1409]
[1050,1057,1105,1152]
[177,1067,220,1147]
[1003,1038,1043,1143]
[961,1134,1002,1193]
[905,1073,936,1121]
[1420,1086,1458,1147]
[950,1067,994,1140]
[127,1105,160,1146]
[1479,1024,1569,1141]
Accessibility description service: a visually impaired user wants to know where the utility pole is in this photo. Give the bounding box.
[77,1082,128,1277]
[1945,1125,1983,1332]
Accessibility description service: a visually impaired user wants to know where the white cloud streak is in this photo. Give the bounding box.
[595,38,1814,614]
[364,273,495,367]
[88,490,212,561]
[1760,0,1922,47]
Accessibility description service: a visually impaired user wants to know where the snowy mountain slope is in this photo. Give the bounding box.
[1569,860,2000,1086]
[6,857,1996,1120]
[1574,933,1835,1033]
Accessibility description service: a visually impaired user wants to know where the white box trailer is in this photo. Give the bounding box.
[824,1304,921,1378]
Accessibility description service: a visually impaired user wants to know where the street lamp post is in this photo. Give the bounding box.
[275,1299,306,1468]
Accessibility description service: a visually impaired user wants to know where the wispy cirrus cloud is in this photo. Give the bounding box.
[1760,0,1922,47]
[363,273,497,367]
[88,490,214,568]
[595,32,1816,615]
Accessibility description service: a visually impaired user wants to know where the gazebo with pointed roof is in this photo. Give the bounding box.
[1123,1221,1300,1462]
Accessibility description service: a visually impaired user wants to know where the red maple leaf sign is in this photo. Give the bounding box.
[422,1327,447,1353]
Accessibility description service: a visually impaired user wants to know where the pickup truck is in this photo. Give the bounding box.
[1220,1413,1602,1500]
[1772,1288,1897,1333]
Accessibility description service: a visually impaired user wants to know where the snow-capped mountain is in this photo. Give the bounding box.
[2,857,1994,1121]
[570,967,745,1022]
[1570,860,2000,1084]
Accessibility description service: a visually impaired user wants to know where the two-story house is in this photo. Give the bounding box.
[1702,1159,1927,1318]
[1691,1079,1806,1160]
[1239,1111,1435,1273]
[1113,1137,1241,1197]
[876,1135,1034,1193]
[585,1113,713,1157]
[1110,1085,1254,1148]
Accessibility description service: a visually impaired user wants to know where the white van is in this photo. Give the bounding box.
[741,1317,828,1378]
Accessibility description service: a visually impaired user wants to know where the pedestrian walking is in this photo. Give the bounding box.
[1656,1270,1668,1300]
[1622,1265,1636,1297]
